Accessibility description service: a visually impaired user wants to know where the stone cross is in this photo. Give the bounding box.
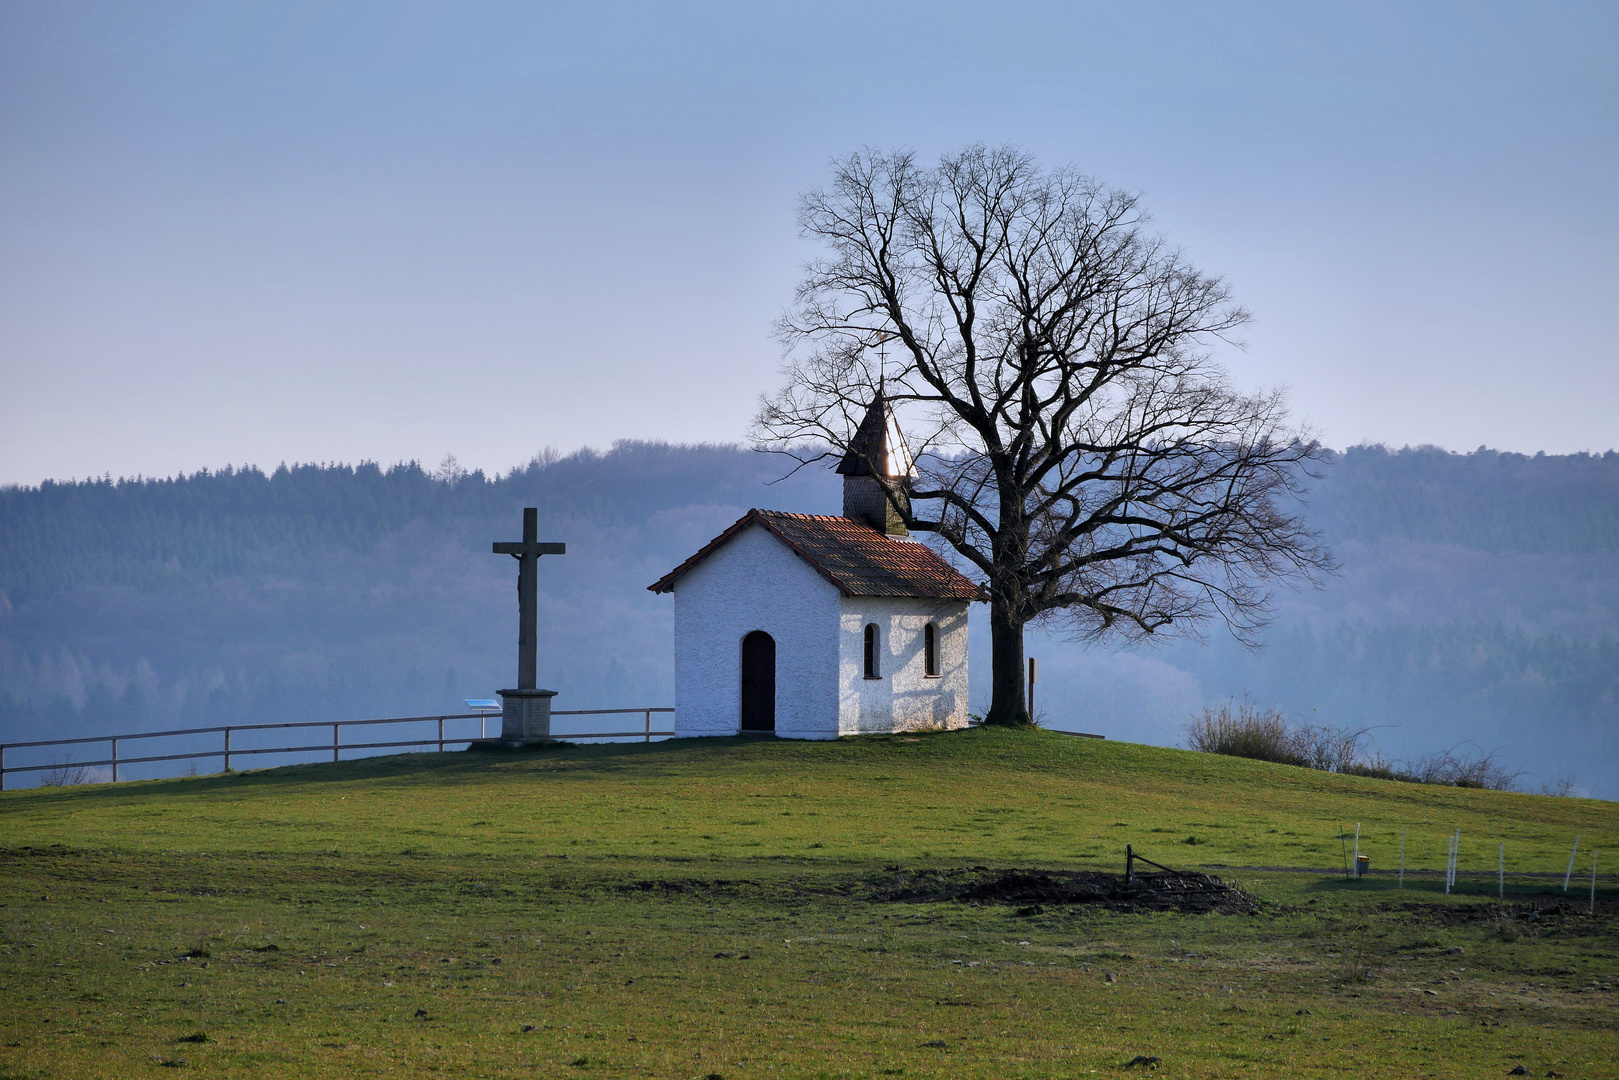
[491,507,564,742]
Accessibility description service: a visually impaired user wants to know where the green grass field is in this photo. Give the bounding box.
[2,728,1615,1079]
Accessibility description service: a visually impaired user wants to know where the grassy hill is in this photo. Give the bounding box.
[2,730,1616,1078]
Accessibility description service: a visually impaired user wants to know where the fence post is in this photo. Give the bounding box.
[0,705,673,786]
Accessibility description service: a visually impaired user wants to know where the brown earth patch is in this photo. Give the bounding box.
[876,867,1259,914]
[1380,897,1619,925]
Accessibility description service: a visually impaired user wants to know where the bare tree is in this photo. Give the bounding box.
[1183,698,1371,772]
[435,454,468,485]
[757,145,1333,725]
[1539,774,1582,798]
[38,759,93,787]
[1403,747,1522,791]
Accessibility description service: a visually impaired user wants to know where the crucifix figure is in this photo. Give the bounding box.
[493,507,566,689]
[490,507,565,743]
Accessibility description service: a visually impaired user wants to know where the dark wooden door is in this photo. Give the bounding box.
[740,630,776,732]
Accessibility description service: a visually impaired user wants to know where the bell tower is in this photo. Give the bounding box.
[836,396,912,536]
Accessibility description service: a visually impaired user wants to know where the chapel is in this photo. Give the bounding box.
[648,399,981,739]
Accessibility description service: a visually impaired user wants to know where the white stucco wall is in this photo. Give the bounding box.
[838,596,970,735]
[670,524,843,739]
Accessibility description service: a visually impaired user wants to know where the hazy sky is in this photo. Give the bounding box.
[2,1,1614,487]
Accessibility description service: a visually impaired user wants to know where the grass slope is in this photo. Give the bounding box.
[2,728,1615,1079]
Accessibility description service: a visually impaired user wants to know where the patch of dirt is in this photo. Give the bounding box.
[1382,897,1619,924]
[0,845,78,857]
[615,878,741,896]
[876,867,1259,914]
[605,868,1256,913]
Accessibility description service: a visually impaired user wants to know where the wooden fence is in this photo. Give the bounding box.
[0,707,674,790]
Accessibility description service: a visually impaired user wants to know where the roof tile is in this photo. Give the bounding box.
[647,510,981,600]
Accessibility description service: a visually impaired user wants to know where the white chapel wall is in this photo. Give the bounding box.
[671,524,842,739]
[837,596,970,735]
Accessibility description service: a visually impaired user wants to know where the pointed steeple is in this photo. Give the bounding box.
[836,396,912,536]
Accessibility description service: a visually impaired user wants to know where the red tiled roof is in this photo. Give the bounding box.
[647,510,983,600]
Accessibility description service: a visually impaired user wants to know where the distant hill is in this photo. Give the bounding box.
[1027,445,1619,796]
[1,443,1615,795]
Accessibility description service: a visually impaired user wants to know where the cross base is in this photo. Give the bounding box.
[477,688,557,746]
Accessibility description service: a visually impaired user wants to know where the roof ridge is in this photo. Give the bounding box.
[757,509,856,521]
[648,506,981,600]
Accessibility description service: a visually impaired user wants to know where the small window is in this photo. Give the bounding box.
[924,623,939,677]
[863,623,880,679]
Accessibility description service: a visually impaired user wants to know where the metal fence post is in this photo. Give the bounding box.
[645,710,651,742]
[224,727,232,773]
[1,745,6,792]
[438,716,444,751]
[112,738,119,783]
[332,724,339,763]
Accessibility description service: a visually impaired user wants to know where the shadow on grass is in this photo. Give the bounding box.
[0,726,1017,808]
[1299,874,1619,911]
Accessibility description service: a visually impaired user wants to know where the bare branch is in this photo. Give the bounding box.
[756,144,1335,725]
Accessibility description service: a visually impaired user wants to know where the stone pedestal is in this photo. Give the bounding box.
[496,688,557,745]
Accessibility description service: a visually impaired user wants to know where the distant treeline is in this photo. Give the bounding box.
[0,442,814,608]
[1307,445,1619,554]
[1,442,1615,793]
[5,443,1615,607]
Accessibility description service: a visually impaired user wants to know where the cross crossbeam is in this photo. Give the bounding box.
[493,507,564,690]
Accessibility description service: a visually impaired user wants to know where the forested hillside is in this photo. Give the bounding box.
[0,443,840,737]
[1,444,1615,795]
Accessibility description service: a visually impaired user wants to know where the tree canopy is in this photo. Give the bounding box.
[758,145,1334,725]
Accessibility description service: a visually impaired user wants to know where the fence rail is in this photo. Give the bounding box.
[0,707,674,790]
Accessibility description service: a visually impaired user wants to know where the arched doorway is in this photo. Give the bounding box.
[740,630,776,733]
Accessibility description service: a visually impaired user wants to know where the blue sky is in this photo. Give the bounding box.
[2,1,1614,486]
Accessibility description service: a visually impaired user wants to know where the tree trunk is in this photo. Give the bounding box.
[982,595,1031,727]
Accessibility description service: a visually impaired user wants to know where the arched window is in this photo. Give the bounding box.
[863,623,880,679]
[924,622,939,677]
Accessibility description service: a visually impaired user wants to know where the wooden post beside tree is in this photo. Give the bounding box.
[1027,657,1037,722]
